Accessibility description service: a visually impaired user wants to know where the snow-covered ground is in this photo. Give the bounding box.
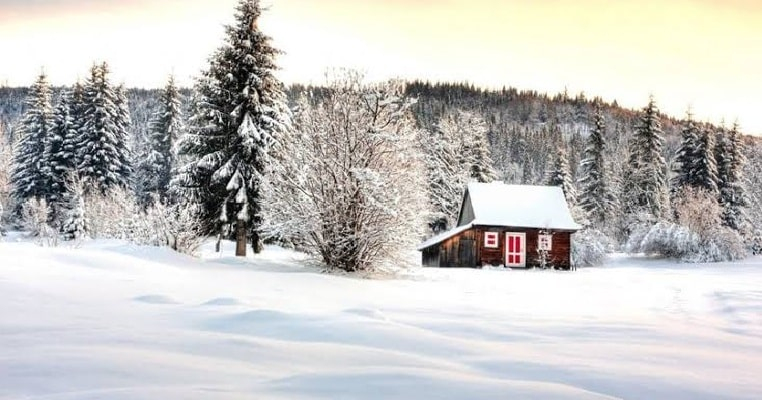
[1,236,761,400]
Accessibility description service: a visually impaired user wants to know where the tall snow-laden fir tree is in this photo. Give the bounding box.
[578,104,616,227]
[672,113,700,191]
[715,122,747,231]
[546,146,576,206]
[693,126,719,195]
[11,73,53,207]
[43,89,79,210]
[455,111,496,183]
[622,96,669,225]
[138,76,184,205]
[78,63,132,193]
[69,81,87,170]
[173,0,291,256]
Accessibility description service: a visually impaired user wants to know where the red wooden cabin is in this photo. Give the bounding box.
[418,182,581,269]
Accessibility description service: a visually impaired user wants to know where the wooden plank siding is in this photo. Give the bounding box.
[422,226,574,270]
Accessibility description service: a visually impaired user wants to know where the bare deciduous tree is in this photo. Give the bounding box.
[264,71,426,272]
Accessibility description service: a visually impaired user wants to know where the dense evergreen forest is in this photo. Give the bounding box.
[4,81,759,213]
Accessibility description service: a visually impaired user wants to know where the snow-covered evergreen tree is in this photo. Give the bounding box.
[78,63,132,193]
[672,113,700,191]
[421,109,495,234]
[438,110,496,183]
[43,89,79,212]
[68,81,87,170]
[137,76,184,205]
[622,96,669,224]
[692,126,719,194]
[578,104,616,227]
[11,73,53,207]
[173,0,290,256]
[715,122,747,231]
[546,146,576,206]
[421,125,467,233]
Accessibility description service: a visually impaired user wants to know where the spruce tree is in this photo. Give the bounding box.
[622,96,669,224]
[578,104,616,227]
[138,76,184,205]
[44,89,79,211]
[693,126,719,195]
[11,73,53,207]
[546,146,576,206]
[78,63,132,193]
[173,0,291,256]
[715,122,747,231]
[672,113,700,191]
[69,81,87,170]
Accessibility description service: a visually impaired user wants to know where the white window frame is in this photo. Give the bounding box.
[538,234,553,251]
[484,232,499,248]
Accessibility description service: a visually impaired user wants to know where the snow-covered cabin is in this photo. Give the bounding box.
[418,182,582,269]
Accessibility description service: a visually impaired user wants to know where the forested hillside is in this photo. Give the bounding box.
[2,78,761,263]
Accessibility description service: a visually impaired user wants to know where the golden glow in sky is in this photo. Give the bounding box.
[0,0,760,133]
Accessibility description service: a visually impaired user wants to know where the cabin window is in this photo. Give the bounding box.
[484,232,499,248]
[538,234,552,251]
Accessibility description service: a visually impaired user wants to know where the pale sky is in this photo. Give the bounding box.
[0,0,760,134]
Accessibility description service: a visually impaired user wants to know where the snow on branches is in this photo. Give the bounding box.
[263,71,426,272]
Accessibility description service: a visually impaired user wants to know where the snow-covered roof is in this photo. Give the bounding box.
[418,182,581,251]
[417,223,473,251]
[463,182,582,231]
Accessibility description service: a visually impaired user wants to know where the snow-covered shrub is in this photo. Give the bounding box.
[694,227,746,263]
[674,187,721,239]
[84,187,139,240]
[636,222,700,259]
[746,230,762,255]
[132,199,205,256]
[571,228,611,268]
[21,198,57,246]
[628,222,746,263]
[264,71,426,272]
[0,132,11,236]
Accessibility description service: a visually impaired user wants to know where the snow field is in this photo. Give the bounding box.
[1,239,761,399]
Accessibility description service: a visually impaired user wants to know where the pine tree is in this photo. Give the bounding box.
[173,0,291,256]
[138,76,184,205]
[546,146,576,206]
[622,96,669,224]
[78,63,132,193]
[578,104,616,227]
[715,122,747,231]
[44,89,79,211]
[11,73,53,207]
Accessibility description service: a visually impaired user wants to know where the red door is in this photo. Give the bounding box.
[505,233,526,267]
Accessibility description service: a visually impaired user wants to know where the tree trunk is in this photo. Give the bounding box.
[251,230,263,254]
[235,220,247,257]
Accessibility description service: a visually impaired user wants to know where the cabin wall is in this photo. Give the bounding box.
[426,228,478,268]
[474,226,573,270]
[422,227,573,270]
